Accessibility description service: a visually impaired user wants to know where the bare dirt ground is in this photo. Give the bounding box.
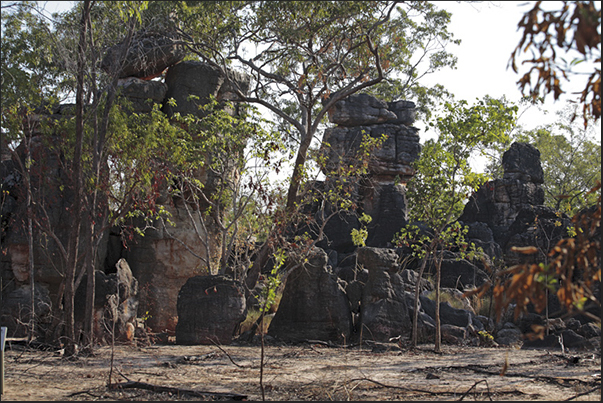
[1,340,601,401]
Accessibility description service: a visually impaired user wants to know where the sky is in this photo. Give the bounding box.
[30,1,602,148]
[419,1,600,134]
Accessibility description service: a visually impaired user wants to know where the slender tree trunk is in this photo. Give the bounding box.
[25,131,35,343]
[64,0,91,357]
[411,256,429,347]
[434,251,443,353]
[285,117,312,212]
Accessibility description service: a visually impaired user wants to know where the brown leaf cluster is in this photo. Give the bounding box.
[466,182,601,332]
[510,1,601,126]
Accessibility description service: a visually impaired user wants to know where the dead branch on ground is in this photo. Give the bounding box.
[108,380,248,400]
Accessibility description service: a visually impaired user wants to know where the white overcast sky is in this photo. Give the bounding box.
[35,1,601,142]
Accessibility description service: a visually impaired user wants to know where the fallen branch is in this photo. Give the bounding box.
[210,339,250,368]
[565,386,602,401]
[108,380,247,400]
[348,376,438,395]
[458,379,493,401]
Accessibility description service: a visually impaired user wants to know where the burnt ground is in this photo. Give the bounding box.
[1,341,601,401]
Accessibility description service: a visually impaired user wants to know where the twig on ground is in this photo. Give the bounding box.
[210,339,249,368]
[458,379,493,401]
[565,386,602,401]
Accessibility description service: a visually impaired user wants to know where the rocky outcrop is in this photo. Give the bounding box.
[459,141,570,265]
[1,28,251,339]
[175,275,246,345]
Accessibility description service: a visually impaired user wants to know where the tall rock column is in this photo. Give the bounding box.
[319,94,421,250]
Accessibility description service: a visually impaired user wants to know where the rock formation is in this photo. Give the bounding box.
[316,93,421,254]
[460,141,571,265]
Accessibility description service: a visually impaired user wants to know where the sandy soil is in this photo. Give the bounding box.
[1,340,600,401]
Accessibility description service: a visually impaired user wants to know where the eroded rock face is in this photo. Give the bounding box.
[267,247,352,343]
[175,275,246,345]
[357,247,411,342]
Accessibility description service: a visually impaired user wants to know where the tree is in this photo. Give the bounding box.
[170,0,460,287]
[510,1,601,127]
[395,96,517,351]
[1,1,202,352]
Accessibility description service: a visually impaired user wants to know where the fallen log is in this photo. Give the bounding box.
[109,380,247,400]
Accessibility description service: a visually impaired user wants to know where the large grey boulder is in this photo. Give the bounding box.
[326,93,397,126]
[267,247,352,343]
[175,275,247,345]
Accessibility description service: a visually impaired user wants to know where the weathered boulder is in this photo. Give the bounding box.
[175,275,246,345]
[101,31,186,79]
[267,247,352,343]
[117,77,167,113]
[357,247,411,342]
[162,60,251,119]
[326,93,397,126]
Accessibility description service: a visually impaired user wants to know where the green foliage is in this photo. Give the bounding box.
[1,2,63,137]
[350,213,372,248]
[408,96,517,227]
[258,249,285,315]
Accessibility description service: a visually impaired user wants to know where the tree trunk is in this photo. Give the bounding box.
[64,0,91,357]
[411,256,429,347]
[434,252,443,353]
